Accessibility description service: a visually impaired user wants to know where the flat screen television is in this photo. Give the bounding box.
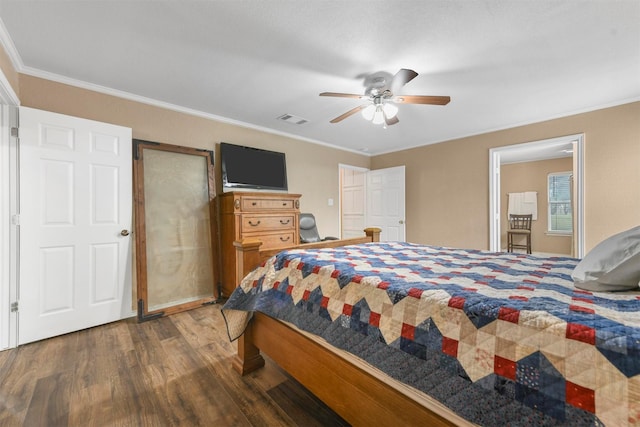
[220,142,288,192]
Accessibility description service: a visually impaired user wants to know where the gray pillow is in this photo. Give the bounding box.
[572,225,640,291]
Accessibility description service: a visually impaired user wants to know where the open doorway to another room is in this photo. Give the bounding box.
[489,134,585,258]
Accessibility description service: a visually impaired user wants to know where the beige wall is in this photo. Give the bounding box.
[18,74,370,237]
[14,72,640,255]
[501,157,573,255]
[371,102,640,253]
[0,44,19,97]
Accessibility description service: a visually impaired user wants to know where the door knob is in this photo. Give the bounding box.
[399,220,404,225]
[120,229,130,236]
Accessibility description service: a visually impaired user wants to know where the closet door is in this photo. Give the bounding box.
[134,140,218,320]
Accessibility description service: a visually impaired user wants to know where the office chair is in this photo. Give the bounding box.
[299,213,339,244]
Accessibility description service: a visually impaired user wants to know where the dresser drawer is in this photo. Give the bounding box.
[241,215,295,233]
[255,231,295,249]
[242,197,294,211]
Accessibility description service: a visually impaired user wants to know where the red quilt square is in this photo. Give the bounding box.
[407,287,423,299]
[369,312,381,327]
[401,323,415,340]
[342,304,353,316]
[320,296,330,308]
[312,265,322,274]
[498,307,520,324]
[377,281,390,290]
[569,305,595,314]
[302,290,311,301]
[448,296,465,310]
[566,323,596,345]
[331,270,340,278]
[442,337,458,357]
[566,381,595,413]
[352,275,363,283]
[273,281,281,289]
[494,355,516,380]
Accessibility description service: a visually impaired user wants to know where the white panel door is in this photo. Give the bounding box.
[366,166,406,242]
[19,106,133,344]
[340,167,367,238]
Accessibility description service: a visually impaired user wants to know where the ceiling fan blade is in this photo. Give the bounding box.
[393,95,451,105]
[330,104,368,123]
[384,114,399,126]
[320,92,366,99]
[390,68,418,93]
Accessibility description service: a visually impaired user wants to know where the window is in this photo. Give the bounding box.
[548,172,572,233]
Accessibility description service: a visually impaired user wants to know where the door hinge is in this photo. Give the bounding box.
[10,301,18,312]
[10,127,18,137]
[11,214,19,225]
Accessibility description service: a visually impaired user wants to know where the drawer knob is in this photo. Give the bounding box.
[249,220,261,226]
[280,219,290,225]
[252,202,257,206]
[280,236,291,242]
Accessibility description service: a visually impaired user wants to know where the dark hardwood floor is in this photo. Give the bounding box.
[0,304,349,426]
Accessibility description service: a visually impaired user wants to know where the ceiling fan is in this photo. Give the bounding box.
[320,68,450,126]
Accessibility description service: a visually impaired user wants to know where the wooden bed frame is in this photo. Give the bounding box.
[231,228,460,426]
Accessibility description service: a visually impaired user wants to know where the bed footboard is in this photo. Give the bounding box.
[233,227,381,280]
[234,312,457,426]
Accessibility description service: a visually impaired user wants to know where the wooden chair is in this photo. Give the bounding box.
[507,214,532,254]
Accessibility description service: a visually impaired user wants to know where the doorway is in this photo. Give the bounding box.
[489,134,585,257]
[0,75,18,350]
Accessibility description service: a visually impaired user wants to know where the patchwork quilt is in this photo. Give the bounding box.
[222,242,640,426]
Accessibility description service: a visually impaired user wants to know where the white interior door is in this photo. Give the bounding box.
[340,166,367,238]
[366,166,406,241]
[19,106,133,345]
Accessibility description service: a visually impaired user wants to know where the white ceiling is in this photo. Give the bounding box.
[0,1,639,156]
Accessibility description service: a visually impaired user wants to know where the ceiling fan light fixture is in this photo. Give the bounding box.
[372,106,385,125]
[361,104,376,121]
[382,102,398,119]
[320,68,450,125]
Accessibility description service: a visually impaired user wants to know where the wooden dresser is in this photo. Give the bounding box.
[218,191,301,296]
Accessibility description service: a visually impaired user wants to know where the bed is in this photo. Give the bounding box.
[222,230,640,426]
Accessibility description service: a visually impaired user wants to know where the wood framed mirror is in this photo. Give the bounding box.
[133,139,219,321]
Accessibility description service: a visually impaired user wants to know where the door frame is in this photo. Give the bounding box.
[0,67,20,350]
[489,134,585,257]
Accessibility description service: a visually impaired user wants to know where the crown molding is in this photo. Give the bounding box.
[21,64,369,156]
[0,19,20,105]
